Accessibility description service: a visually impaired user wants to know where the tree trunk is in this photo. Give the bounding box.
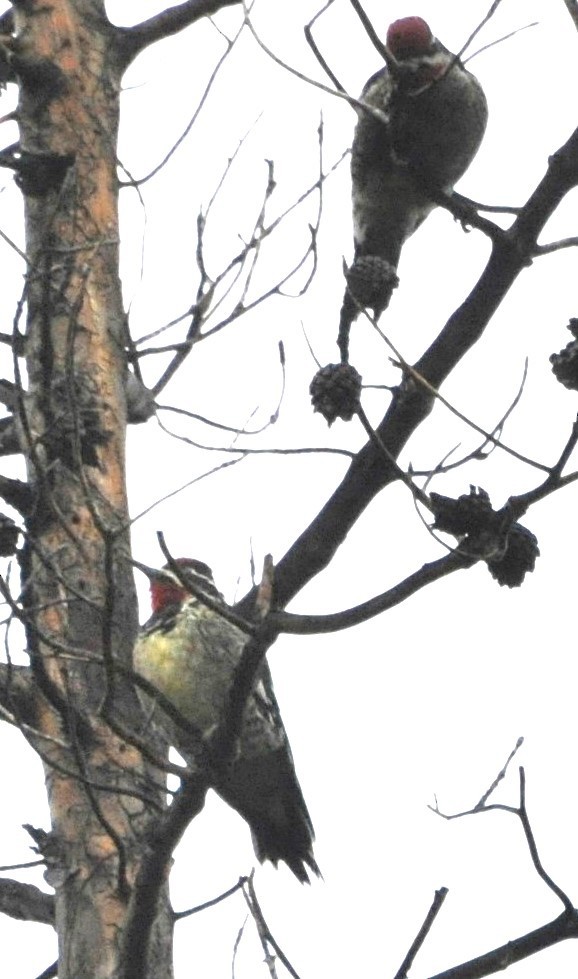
[14,1,173,975]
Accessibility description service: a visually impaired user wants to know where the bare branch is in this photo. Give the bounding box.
[502,416,578,521]
[465,22,538,65]
[119,20,244,188]
[394,887,449,979]
[455,0,508,62]
[0,473,33,512]
[516,767,574,912]
[243,874,302,979]
[0,878,54,926]
[174,876,247,919]
[431,187,506,243]
[33,962,57,979]
[0,379,19,408]
[417,360,529,483]
[0,9,14,34]
[376,341,550,474]
[562,0,578,33]
[242,0,386,121]
[120,775,209,979]
[155,413,355,458]
[214,560,276,764]
[235,121,578,614]
[0,859,44,872]
[0,223,27,264]
[451,191,521,214]
[433,749,574,911]
[356,404,431,510]
[429,748,578,975]
[0,418,23,458]
[115,0,243,68]
[547,414,578,479]
[475,737,524,808]
[304,1,344,92]
[347,0,389,63]
[157,389,282,436]
[135,144,346,390]
[232,917,248,975]
[0,663,42,730]
[430,912,578,979]
[266,551,475,636]
[129,454,247,528]
[534,235,578,255]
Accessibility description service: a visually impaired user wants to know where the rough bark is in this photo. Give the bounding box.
[13,2,172,976]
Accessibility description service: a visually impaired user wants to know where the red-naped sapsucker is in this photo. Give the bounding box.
[133,558,319,883]
[338,15,488,360]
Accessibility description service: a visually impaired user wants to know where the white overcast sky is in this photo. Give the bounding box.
[0,1,578,977]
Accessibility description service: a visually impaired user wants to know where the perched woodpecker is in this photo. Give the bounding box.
[133,558,319,883]
[338,15,488,359]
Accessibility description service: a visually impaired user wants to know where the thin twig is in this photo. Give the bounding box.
[431,746,574,914]
[465,22,538,64]
[0,858,45,872]
[393,887,449,979]
[455,0,508,62]
[347,0,389,63]
[135,147,346,356]
[517,767,574,912]
[174,876,247,919]
[534,235,578,255]
[232,915,248,978]
[243,874,301,979]
[128,454,247,528]
[356,404,431,509]
[368,312,550,473]
[547,414,578,480]
[476,737,524,808]
[121,21,244,187]
[241,0,387,121]
[420,361,529,484]
[155,410,354,459]
[304,0,344,92]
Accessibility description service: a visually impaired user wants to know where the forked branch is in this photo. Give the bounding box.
[235,120,578,615]
[428,747,578,978]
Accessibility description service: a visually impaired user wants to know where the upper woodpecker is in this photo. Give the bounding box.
[338,15,488,359]
[133,557,319,883]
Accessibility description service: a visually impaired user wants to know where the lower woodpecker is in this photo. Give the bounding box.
[133,557,320,883]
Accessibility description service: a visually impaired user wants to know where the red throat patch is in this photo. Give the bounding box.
[149,557,215,613]
[150,577,188,614]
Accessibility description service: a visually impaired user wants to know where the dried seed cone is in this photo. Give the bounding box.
[310,363,362,425]
[550,319,578,391]
[487,523,539,588]
[431,487,493,536]
[346,256,399,314]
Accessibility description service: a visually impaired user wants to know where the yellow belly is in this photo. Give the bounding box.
[133,603,245,733]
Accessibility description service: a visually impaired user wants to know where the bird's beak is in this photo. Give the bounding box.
[132,559,166,582]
